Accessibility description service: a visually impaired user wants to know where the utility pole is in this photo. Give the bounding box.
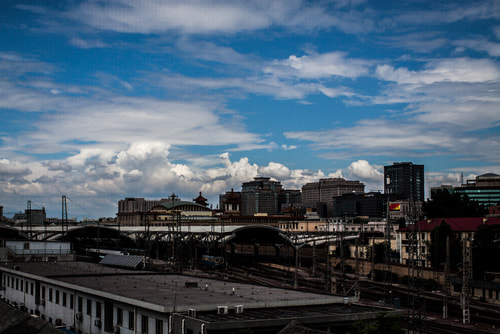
[325,221,332,294]
[462,237,472,324]
[383,201,393,305]
[407,200,425,334]
[443,236,450,319]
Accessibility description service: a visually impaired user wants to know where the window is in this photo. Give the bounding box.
[70,294,74,309]
[129,311,135,330]
[86,299,91,315]
[55,290,60,304]
[155,319,163,334]
[31,283,34,295]
[62,292,67,307]
[141,315,148,333]
[117,308,123,325]
[49,288,53,302]
[24,242,30,249]
[96,302,101,318]
[78,297,83,312]
[25,281,28,292]
[41,286,45,300]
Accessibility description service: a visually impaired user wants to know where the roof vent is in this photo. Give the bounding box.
[188,309,196,317]
[217,306,228,315]
[235,305,244,314]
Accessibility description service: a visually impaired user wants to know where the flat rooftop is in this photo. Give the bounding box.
[1,262,348,312]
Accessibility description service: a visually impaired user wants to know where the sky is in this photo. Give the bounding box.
[1,0,499,219]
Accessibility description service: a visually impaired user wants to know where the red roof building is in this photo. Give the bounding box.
[397,217,500,267]
[399,217,500,233]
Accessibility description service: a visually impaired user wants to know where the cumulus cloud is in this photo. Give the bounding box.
[0,159,32,180]
[43,161,72,172]
[347,160,383,182]
[258,162,291,180]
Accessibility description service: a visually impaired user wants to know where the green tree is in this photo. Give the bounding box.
[472,224,500,279]
[429,221,461,270]
[348,312,404,334]
[423,189,485,218]
[369,242,386,264]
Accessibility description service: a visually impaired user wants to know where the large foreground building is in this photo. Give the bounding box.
[0,261,398,334]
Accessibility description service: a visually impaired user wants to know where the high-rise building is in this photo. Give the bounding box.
[302,178,365,217]
[240,177,301,216]
[384,162,424,202]
[333,192,388,218]
[241,177,281,216]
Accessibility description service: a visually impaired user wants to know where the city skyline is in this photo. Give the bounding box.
[1,0,499,218]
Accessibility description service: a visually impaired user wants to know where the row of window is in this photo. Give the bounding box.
[77,296,163,333]
[5,276,34,294]
[3,274,75,309]
[3,274,164,334]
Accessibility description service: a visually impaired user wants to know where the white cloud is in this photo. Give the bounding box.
[258,162,291,180]
[59,0,376,35]
[454,39,500,57]
[376,58,500,85]
[281,144,298,150]
[0,159,32,179]
[69,37,108,49]
[267,52,371,80]
[347,160,383,182]
[395,1,500,25]
[285,116,500,164]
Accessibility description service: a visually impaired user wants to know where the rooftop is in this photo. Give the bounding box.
[398,217,500,233]
[0,262,346,313]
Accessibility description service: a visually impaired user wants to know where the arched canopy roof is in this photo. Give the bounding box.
[63,226,135,246]
[223,225,293,246]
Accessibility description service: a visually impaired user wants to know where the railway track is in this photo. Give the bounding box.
[195,259,500,333]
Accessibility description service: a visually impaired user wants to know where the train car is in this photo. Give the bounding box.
[201,255,225,269]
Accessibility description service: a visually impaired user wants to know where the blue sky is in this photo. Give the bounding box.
[1,0,499,219]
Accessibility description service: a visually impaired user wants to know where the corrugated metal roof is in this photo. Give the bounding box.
[99,254,144,269]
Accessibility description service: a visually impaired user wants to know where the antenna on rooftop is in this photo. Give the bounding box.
[62,195,68,238]
[26,200,31,238]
